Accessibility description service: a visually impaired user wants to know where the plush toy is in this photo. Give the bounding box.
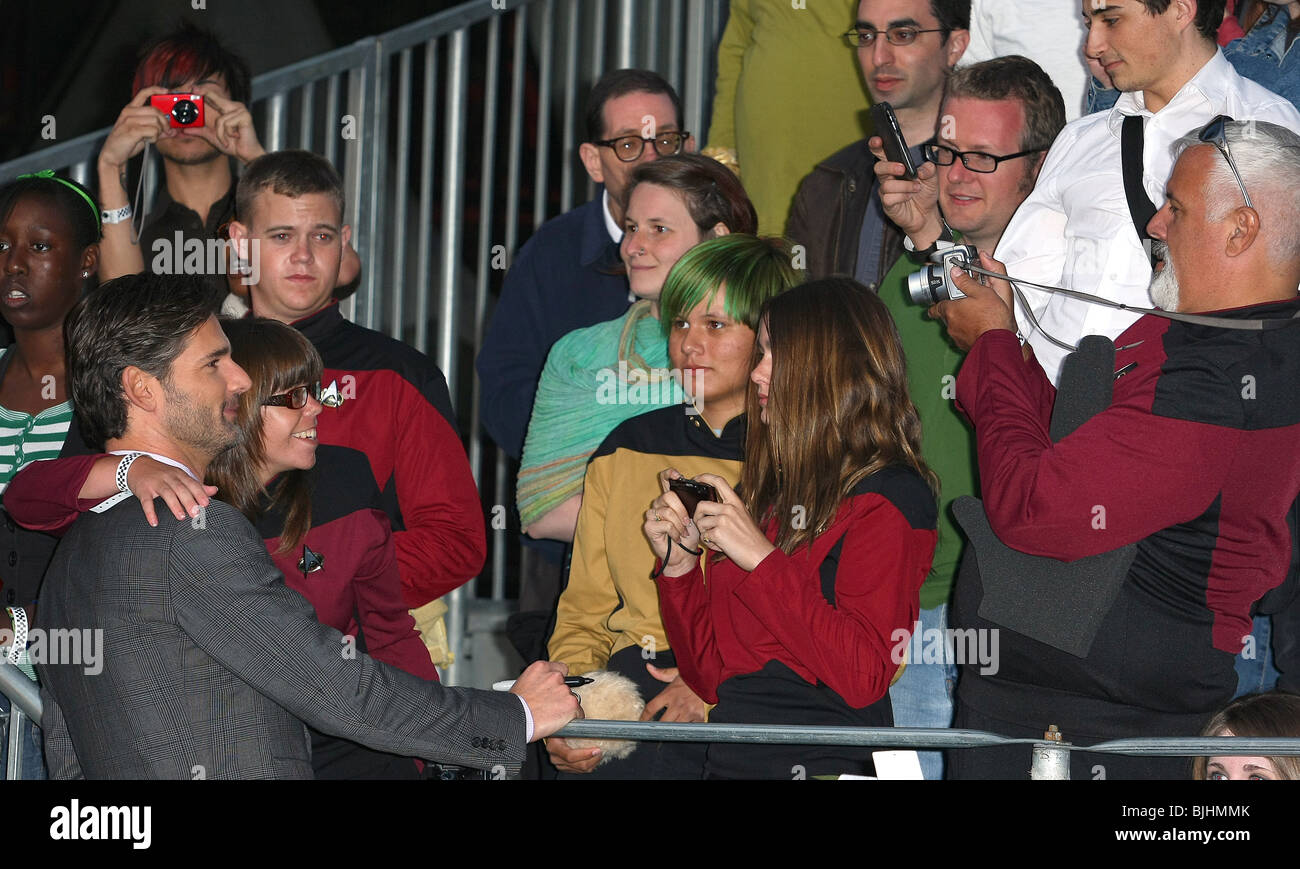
[565,670,645,766]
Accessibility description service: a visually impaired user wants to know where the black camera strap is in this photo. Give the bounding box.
[1120,114,1158,244]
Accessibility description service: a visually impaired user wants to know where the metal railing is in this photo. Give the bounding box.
[553,720,1300,780]
[0,0,726,687]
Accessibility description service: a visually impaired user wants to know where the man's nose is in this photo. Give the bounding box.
[1147,204,1170,241]
[1084,24,1106,60]
[871,35,895,67]
[227,359,253,394]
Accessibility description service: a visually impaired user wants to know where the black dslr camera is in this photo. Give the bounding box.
[907,243,979,305]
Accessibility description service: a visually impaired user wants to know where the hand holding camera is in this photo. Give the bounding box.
[645,469,706,576]
[925,249,1020,354]
[178,89,266,165]
[98,86,175,174]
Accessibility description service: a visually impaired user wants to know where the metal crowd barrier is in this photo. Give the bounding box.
[0,665,41,781]
[555,720,1300,780]
[0,0,727,685]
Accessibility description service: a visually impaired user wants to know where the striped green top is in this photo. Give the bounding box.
[0,348,75,494]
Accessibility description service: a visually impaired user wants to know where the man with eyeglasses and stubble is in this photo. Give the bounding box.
[864,55,1066,781]
[786,0,969,289]
[476,70,693,671]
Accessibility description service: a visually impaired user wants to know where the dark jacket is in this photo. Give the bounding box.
[785,138,907,288]
[38,498,525,779]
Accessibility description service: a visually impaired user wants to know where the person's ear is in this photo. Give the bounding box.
[579,142,605,184]
[228,220,251,262]
[80,243,100,280]
[684,133,698,154]
[121,365,159,413]
[1170,0,1197,35]
[946,28,970,67]
[710,222,731,238]
[341,224,352,248]
[1224,206,1261,258]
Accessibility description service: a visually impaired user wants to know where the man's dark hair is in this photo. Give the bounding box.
[943,55,1066,154]
[930,0,971,35]
[66,272,223,450]
[236,150,346,225]
[1138,0,1226,41]
[584,69,684,142]
[133,21,252,104]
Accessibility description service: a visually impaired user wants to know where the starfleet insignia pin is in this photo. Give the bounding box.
[320,380,344,408]
[299,545,325,575]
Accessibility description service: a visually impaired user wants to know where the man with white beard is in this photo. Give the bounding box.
[925,118,1300,779]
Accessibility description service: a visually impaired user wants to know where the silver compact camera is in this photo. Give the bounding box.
[907,243,979,305]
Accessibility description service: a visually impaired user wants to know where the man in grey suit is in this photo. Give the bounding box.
[35,272,579,779]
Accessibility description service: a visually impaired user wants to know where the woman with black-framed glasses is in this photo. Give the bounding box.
[7,318,442,779]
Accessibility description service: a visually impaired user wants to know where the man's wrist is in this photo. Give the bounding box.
[517,694,534,741]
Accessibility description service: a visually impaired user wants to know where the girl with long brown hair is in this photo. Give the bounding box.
[645,277,939,778]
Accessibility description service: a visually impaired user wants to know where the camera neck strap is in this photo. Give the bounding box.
[966,264,1300,333]
[1120,114,1158,245]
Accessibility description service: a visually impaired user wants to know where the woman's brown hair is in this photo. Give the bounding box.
[739,277,937,554]
[208,318,322,553]
[1191,691,1300,780]
[623,153,757,237]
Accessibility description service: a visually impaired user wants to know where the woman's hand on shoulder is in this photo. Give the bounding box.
[126,457,217,528]
[644,469,703,577]
[691,474,775,572]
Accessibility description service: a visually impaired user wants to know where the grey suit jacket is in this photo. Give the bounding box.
[36,499,525,779]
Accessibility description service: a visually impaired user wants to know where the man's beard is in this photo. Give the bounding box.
[1148,241,1180,312]
[162,381,242,461]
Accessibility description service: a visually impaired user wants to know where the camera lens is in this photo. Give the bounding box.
[172,99,199,126]
[907,265,947,306]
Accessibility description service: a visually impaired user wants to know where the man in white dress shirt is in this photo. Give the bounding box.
[996,0,1300,385]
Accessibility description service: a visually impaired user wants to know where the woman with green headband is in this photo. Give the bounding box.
[0,171,102,779]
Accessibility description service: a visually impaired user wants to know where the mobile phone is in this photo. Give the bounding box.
[668,477,718,518]
[869,101,917,180]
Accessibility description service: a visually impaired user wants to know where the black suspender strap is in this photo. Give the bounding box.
[1120,114,1158,242]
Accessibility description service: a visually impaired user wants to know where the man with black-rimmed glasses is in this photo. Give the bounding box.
[860,54,1066,780]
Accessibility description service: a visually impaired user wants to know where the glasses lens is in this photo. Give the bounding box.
[888,27,919,45]
[614,136,644,162]
[846,29,874,46]
[965,153,998,173]
[653,133,685,157]
[926,144,955,166]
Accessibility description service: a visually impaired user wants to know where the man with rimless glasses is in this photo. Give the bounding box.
[787,0,968,289]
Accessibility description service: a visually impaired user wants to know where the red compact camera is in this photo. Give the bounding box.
[149,93,205,128]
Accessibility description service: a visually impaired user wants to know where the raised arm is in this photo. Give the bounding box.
[5,454,214,534]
